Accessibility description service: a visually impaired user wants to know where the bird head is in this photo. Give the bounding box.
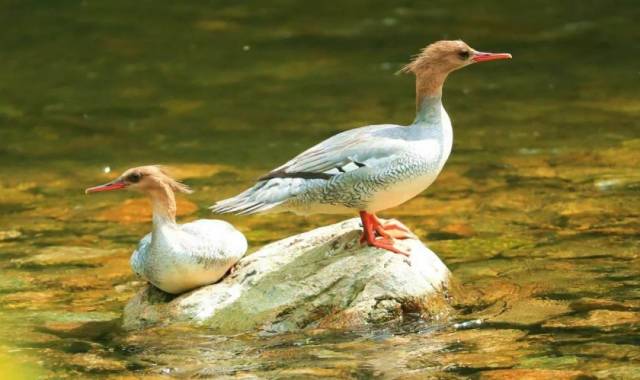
[400,40,511,75]
[85,165,192,195]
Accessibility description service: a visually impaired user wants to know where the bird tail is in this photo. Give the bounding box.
[211,179,291,215]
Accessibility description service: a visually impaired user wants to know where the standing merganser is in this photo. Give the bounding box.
[212,40,511,256]
[86,165,247,294]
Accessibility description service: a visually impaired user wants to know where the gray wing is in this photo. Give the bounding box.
[133,233,152,256]
[179,220,247,264]
[212,124,410,215]
[262,124,407,179]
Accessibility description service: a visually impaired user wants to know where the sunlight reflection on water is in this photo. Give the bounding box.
[0,0,638,378]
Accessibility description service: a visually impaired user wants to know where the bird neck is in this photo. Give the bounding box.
[413,68,448,124]
[413,95,443,125]
[148,183,177,228]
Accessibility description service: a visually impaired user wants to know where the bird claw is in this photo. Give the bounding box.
[374,217,414,235]
[375,225,416,241]
[358,230,412,257]
[358,212,414,257]
[369,237,411,257]
[226,263,239,278]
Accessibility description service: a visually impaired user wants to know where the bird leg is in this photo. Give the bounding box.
[359,211,411,257]
[359,211,376,244]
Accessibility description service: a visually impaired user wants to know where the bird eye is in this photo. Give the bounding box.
[126,173,142,183]
[458,50,470,60]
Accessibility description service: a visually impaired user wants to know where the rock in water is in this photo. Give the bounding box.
[122,218,453,332]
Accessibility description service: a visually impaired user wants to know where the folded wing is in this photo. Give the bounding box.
[211,124,408,214]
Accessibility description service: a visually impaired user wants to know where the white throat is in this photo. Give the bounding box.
[148,185,178,231]
[413,96,443,126]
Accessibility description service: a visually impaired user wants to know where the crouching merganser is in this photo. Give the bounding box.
[212,40,511,256]
[86,165,247,294]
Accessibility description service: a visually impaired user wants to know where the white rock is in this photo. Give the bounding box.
[122,218,453,332]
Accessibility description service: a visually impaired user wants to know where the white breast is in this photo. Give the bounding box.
[439,105,453,166]
[131,219,247,294]
[366,106,453,213]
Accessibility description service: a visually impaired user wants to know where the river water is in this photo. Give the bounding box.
[0,1,638,378]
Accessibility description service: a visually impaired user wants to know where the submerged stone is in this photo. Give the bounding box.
[0,229,21,241]
[543,310,640,330]
[480,369,595,380]
[97,197,197,224]
[489,298,571,326]
[123,218,453,332]
[67,353,127,372]
[435,328,531,370]
[11,246,118,267]
[163,163,236,179]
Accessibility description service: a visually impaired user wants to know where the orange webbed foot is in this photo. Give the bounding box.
[359,211,413,256]
[369,237,411,257]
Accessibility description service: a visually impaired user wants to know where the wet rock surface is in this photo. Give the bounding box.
[123,218,453,332]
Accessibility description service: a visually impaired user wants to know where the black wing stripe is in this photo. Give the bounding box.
[259,160,368,181]
[259,169,334,181]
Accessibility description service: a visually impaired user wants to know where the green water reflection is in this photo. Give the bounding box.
[0,0,638,378]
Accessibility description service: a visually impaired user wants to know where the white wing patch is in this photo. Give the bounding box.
[324,160,364,175]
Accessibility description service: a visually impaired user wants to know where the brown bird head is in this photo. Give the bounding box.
[401,40,511,108]
[85,165,192,195]
[400,40,511,76]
